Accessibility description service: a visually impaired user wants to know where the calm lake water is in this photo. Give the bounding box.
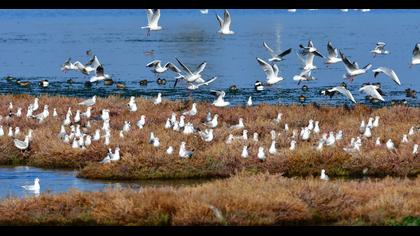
[0,166,210,199]
[0,9,418,106]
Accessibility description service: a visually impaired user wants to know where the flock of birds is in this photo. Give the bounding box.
[55,9,419,108]
[6,9,420,194]
[5,92,418,193]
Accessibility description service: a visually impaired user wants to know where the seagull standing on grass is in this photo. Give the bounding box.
[153,93,162,105]
[183,103,198,116]
[179,142,193,158]
[320,169,329,181]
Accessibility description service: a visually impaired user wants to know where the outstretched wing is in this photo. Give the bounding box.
[165,62,181,73]
[256,57,274,77]
[327,42,337,58]
[146,60,160,68]
[216,14,223,28]
[374,67,401,85]
[330,86,357,103]
[194,62,207,75]
[223,9,232,29]
[150,9,161,25]
[175,57,193,75]
[263,42,275,56]
[278,48,292,58]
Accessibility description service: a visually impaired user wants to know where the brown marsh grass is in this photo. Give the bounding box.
[0,172,419,226]
[0,94,418,179]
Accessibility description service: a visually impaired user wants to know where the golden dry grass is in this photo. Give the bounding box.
[0,94,419,179]
[0,172,419,225]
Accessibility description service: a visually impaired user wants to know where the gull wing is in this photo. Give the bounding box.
[256,57,274,77]
[373,67,401,85]
[165,62,181,73]
[146,9,154,25]
[263,42,275,56]
[359,85,385,101]
[197,76,218,87]
[412,43,420,59]
[327,42,337,58]
[95,65,104,77]
[272,64,279,77]
[150,9,160,26]
[313,50,324,58]
[278,48,292,58]
[308,40,314,48]
[210,90,225,98]
[194,61,207,75]
[146,60,161,68]
[175,57,193,75]
[216,14,224,28]
[340,52,357,72]
[223,9,232,29]
[329,86,357,103]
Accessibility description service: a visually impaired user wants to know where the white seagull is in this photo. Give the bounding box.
[216,9,234,35]
[179,142,193,158]
[322,86,357,103]
[325,41,342,64]
[359,84,385,102]
[79,95,96,106]
[22,177,40,192]
[410,43,420,67]
[256,57,284,85]
[210,90,230,107]
[370,42,389,57]
[372,67,401,85]
[90,65,111,83]
[141,9,162,35]
[146,60,181,77]
[14,135,30,151]
[263,42,292,62]
[340,50,372,82]
[187,76,218,90]
[174,58,207,87]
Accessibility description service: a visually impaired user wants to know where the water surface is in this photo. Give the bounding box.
[0,9,418,106]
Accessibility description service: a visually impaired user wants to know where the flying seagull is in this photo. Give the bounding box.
[174,57,207,87]
[340,50,372,82]
[293,69,316,85]
[141,9,162,35]
[90,65,111,83]
[321,85,357,103]
[146,60,181,77]
[370,42,389,57]
[372,67,401,85]
[262,42,292,62]
[256,57,284,85]
[359,84,385,101]
[325,41,342,64]
[410,43,420,67]
[216,9,234,35]
[187,76,218,90]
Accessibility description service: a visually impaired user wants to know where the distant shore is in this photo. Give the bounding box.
[0,94,418,180]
